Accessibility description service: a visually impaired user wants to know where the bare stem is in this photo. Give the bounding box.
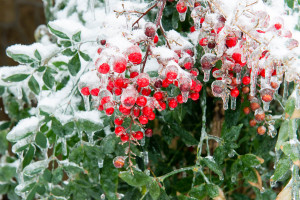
[141,45,151,73]
[132,3,158,27]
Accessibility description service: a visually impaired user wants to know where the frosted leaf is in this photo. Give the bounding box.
[7,117,40,142]
[23,160,49,176]
[12,135,35,154]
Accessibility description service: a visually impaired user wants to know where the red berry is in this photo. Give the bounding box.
[119,104,131,115]
[176,1,187,13]
[141,88,151,96]
[243,107,251,115]
[262,94,273,102]
[274,23,282,30]
[153,35,159,43]
[120,134,129,142]
[128,52,142,65]
[184,62,193,70]
[101,96,111,105]
[114,117,123,126]
[190,92,200,101]
[145,23,156,38]
[114,88,122,96]
[115,126,125,136]
[226,36,238,48]
[250,119,257,127]
[98,63,110,74]
[159,101,166,110]
[154,80,162,88]
[148,112,156,120]
[113,62,126,73]
[136,96,147,107]
[90,88,99,96]
[145,129,153,137]
[190,26,196,33]
[177,94,184,104]
[200,17,205,23]
[242,76,250,85]
[166,71,178,80]
[139,115,148,125]
[100,39,106,45]
[169,98,178,109]
[257,126,266,135]
[113,157,125,168]
[142,106,153,117]
[123,97,136,108]
[98,104,104,111]
[105,107,114,116]
[231,88,239,97]
[154,92,163,100]
[97,48,102,55]
[232,53,241,63]
[133,107,140,117]
[81,87,90,96]
[130,71,139,78]
[134,131,144,140]
[162,79,170,88]
[137,78,150,87]
[114,78,124,88]
[199,38,208,46]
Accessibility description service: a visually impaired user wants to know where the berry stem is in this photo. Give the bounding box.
[141,45,151,73]
[132,3,158,27]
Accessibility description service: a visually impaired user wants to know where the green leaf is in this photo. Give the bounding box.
[172,124,198,146]
[60,40,72,47]
[62,162,83,174]
[3,74,30,82]
[28,76,40,95]
[79,51,92,61]
[201,157,223,180]
[0,86,5,95]
[62,48,77,56]
[76,119,102,133]
[100,134,117,154]
[205,184,219,198]
[6,51,35,64]
[285,0,294,8]
[26,185,37,200]
[0,184,9,195]
[147,71,159,77]
[34,50,42,61]
[240,154,261,167]
[37,66,46,72]
[189,184,206,199]
[72,31,81,42]
[100,158,119,200]
[285,97,295,116]
[23,145,35,168]
[276,121,289,150]
[68,53,81,76]
[43,68,55,89]
[271,156,291,182]
[281,141,300,163]
[23,160,48,176]
[35,132,47,148]
[48,24,70,39]
[52,167,63,184]
[53,61,68,68]
[242,168,257,182]
[51,118,64,137]
[119,169,152,187]
[0,166,16,182]
[147,179,160,200]
[222,124,243,142]
[15,181,36,193]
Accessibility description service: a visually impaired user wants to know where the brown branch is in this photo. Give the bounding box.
[132,3,158,27]
[141,45,151,73]
[159,26,171,49]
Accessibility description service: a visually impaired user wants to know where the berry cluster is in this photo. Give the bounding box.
[79,22,202,145]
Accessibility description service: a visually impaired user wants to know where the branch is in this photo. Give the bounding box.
[132,3,158,27]
[141,45,151,73]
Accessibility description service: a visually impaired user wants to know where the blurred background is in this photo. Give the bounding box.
[0,0,45,66]
[0,0,45,121]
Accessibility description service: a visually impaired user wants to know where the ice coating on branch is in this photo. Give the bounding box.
[7,117,40,142]
[74,110,104,125]
[166,30,193,51]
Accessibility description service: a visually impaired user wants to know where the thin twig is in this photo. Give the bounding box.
[159,26,171,49]
[141,45,150,73]
[132,3,158,27]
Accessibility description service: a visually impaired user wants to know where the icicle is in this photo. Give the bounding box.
[17,86,23,100]
[88,0,95,20]
[250,67,258,96]
[62,138,67,156]
[231,96,236,110]
[283,78,289,104]
[179,12,187,22]
[104,0,110,14]
[236,72,241,84]
[182,91,189,103]
[140,136,145,146]
[265,67,272,86]
[83,96,90,111]
[87,132,95,145]
[98,159,104,168]
[143,151,149,166]
[267,124,277,138]
[296,83,300,109]
[222,91,230,110]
